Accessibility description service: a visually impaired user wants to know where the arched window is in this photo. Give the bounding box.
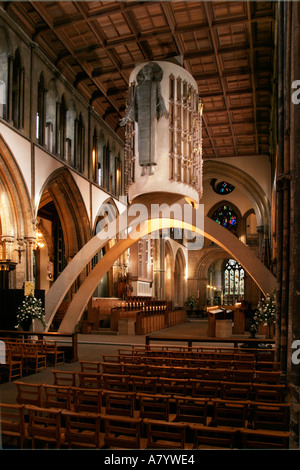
[45,79,57,153]
[58,95,67,160]
[211,179,235,195]
[76,113,84,172]
[0,29,8,120]
[66,99,76,166]
[212,204,238,231]
[37,73,46,143]
[12,49,24,129]
[224,259,244,298]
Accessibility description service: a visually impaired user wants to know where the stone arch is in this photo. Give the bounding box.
[36,167,91,260]
[43,194,276,332]
[203,160,270,227]
[174,247,186,308]
[0,133,33,239]
[164,240,175,301]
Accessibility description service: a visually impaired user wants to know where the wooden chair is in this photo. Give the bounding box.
[231,360,255,370]
[15,381,43,407]
[240,429,290,449]
[137,393,174,422]
[190,379,220,398]
[103,415,143,449]
[73,387,102,414]
[174,396,210,425]
[26,405,64,449]
[43,384,73,410]
[189,423,237,449]
[102,374,130,391]
[0,348,23,382]
[158,377,189,397]
[143,419,191,449]
[131,375,158,394]
[254,361,281,371]
[255,349,275,362]
[102,390,137,418]
[52,370,77,387]
[79,361,101,374]
[252,383,286,402]
[226,369,254,383]
[201,367,228,381]
[23,343,47,374]
[62,410,104,449]
[0,403,27,449]
[77,371,102,389]
[250,402,290,431]
[211,399,250,428]
[101,362,124,375]
[254,370,282,384]
[220,381,252,401]
[44,341,65,366]
[123,363,147,376]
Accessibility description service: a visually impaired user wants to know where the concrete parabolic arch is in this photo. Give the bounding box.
[44,194,277,333]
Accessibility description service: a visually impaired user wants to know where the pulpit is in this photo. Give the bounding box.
[207,307,233,338]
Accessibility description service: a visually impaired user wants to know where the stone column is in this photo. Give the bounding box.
[289,0,300,450]
[24,237,36,283]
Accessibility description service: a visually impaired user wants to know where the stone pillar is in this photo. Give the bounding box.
[289,0,300,450]
[24,237,36,283]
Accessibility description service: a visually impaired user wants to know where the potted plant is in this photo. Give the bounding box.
[15,293,46,331]
[250,291,276,338]
[184,294,197,315]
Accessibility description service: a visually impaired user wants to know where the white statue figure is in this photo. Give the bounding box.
[120,62,169,175]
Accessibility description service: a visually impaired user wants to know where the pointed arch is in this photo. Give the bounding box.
[174,247,186,307]
[37,167,91,259]
[0,133,33,239]
[164,240,175,301]
[42,193,276,332]
[203,160,270,227]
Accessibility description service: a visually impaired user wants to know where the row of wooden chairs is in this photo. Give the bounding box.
[49,369,287,402]
[0,401,290,450]
[0,338,65,383]
[97,361,283,384]
[13,380,290,432]
[101,354,281,371]
[117,346,276,362]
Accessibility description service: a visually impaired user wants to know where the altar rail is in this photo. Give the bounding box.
[145,335,275,349]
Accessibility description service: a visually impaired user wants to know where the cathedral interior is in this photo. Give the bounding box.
[0,0,299,451]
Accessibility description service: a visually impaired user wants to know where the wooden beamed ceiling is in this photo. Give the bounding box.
[2,1,276,160]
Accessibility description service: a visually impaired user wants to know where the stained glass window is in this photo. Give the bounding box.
[224,259,244,297]
[211,179,235,195]
[212,205,237,231]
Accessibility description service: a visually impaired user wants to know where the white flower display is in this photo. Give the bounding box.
[250,291,276,333]
[15,294,46,329]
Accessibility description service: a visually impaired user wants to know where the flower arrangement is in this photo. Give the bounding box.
[250,291,276,335]
[16,294,46,330]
